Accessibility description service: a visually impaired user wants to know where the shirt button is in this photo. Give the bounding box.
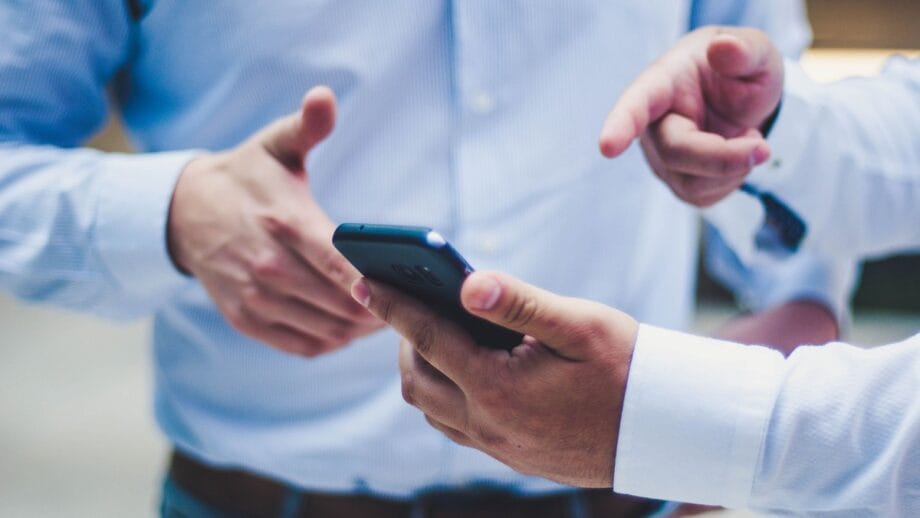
[470,92,496,114]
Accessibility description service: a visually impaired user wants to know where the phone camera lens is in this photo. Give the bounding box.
[415,265,443,286]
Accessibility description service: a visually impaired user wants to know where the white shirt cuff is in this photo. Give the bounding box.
[94,150,199,306]
[614,324,785,507]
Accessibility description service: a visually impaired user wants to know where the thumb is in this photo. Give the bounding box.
[461,271,620,357]
[260,85,337,172]
[706,29,778,80]
[705,29,784,130]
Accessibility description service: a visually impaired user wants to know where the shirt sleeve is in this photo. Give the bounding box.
[689,0,857,321]
[0,1,197,319]
[614,324,920,515]
[706,58,920,261]
[702,224,857,323]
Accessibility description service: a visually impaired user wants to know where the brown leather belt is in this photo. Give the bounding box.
[168,450,663,518]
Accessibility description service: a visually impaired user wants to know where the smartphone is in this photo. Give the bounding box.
[333,223,523,350]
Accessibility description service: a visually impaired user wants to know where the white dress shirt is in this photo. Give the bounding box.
[616,59,920,514]
[618,327,919,515]
[706,57,920,263]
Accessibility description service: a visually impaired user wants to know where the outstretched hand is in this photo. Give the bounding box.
[599,26,784,207]
[168,86,382,358]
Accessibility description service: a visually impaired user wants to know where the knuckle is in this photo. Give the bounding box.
[295,336,329,357]
[239,286,263,309]
[647,118,668,144]
[447,428,472,448]
[412,319,439,357]
[502,294,538,328]
[326,323,354,344]
[314,339,339,354]
[259,211,299,240]
[655,131,679,157]
[345,301,373,320]
[226,307,255,334]
[719,156,745,177]
[319,249,349,280]
[678,174,703,193]
[250,252,287,280]
[400,372,417,406]
[425,415,465,445]
[470,422,505,449]
[574,313,613,344]
[654,125,686,163]
[676,175,710,206]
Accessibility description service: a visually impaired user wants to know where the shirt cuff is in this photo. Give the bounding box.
[94,150,200,306]
[613,324,785,507]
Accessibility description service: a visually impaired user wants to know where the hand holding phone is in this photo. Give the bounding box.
[333,223,523,350]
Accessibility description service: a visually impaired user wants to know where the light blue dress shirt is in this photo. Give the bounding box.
[0,0,852,498]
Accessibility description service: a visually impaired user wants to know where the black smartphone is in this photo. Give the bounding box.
[333,223,523,350]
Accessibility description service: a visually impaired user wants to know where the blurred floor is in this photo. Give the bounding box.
[1,295,916,517]
[0,297,164,517]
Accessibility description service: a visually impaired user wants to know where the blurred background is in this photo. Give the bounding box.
[1,1,917,516]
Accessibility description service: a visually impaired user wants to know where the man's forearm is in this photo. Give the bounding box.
[716,299,839,356]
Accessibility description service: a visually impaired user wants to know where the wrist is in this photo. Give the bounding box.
[166,153,214,276]
[716,299,839,355]
[92,150,201,312]
[759,97,782,137]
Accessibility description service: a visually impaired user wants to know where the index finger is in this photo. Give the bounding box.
[599,62,675,158]
[353,278,488,387]
[266,206,364,295]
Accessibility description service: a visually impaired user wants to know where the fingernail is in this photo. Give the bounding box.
[467,275,502,311]
[751,145,770,165]
[351,279,370,307]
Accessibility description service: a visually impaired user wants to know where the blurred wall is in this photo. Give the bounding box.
[808,0,919,48]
